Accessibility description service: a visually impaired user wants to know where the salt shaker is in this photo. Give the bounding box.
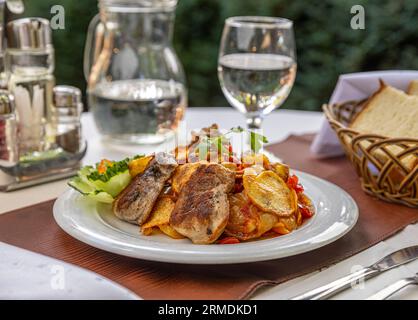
[51,85,83,153]
[0,0,25,89]
[5,17,55,156]
[0,89,17,161]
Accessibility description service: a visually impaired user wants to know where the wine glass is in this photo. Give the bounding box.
[218,16,296,131]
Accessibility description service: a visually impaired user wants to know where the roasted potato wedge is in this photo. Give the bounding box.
[298,192,315,213]
[221,162,238,172]
[141,196,175,234]
[271,162,290,182]
[129,155,153,177]
[272,192,298,234]
[297,191,315,220]
[243,165,264,177]
[226,192,278,240]
[243,170,295,217]
[141,224,185,239]
[272,222,290,235]
[277,215,297,232]
[258,212,279,236]
[272,214,298,235]
[291,189,298,214]
[296,209,303,226]
[227,192,259,237]
[142,227,154,236]
[242,153,270,169]
[158,224,185,239]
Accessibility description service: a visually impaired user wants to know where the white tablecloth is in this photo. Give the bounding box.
[1,107,417,300]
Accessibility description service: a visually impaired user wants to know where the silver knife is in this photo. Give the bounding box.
[291,245,418,300]
[366,273,418,300]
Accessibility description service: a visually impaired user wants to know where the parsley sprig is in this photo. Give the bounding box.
[231,127,269,152]
[87,154,144,182]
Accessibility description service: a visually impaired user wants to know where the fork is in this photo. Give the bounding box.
[366,273,418,300]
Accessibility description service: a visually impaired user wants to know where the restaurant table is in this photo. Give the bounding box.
[1,107,417,300]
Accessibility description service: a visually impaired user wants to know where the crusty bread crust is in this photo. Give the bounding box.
[349,79,387,128]
[407,79,418,95]
[349,80,417,172]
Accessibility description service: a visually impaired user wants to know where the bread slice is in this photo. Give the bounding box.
[407,80,418,95]
[350,82,418,171]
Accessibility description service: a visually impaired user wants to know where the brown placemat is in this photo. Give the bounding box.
[0,134,417,300]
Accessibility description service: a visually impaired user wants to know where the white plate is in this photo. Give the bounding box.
[53,170,358,264]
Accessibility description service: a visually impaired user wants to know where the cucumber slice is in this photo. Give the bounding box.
[68,176,93,195]
[88,170,131,197]
[86,191,114,204]
[76,166,98,190]
[69,159,133,204]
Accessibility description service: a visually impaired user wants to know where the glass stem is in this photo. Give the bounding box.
[246,115,262,130]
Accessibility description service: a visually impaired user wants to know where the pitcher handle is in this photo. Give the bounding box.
[83,13,103,81]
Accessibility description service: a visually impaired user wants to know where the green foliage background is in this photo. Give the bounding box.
[23,0,418,111]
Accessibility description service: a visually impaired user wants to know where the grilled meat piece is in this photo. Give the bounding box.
[170,163,235,244]
[113,152,178,225]
[171,162,201,194]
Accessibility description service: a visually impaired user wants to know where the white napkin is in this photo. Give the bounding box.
[0,242,140,299]
[254,223,418,300]
[310,70,418,158]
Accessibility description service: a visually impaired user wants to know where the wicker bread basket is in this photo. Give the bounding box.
[323,100,418,208]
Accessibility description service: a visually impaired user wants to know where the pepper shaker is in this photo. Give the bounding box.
[51,85,83,153]
[0,89,16,161]
[0,89,17,188]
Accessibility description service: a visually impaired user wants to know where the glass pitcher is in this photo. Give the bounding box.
[84,0,187,144]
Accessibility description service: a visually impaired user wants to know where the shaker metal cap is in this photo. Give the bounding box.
[0,90,15,115]
[53,85,82,113]
[6,17,52,50]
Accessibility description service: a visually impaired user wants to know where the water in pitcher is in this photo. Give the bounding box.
[89,79,187,144]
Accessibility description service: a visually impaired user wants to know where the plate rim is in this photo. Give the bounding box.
[53,169,359,264]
